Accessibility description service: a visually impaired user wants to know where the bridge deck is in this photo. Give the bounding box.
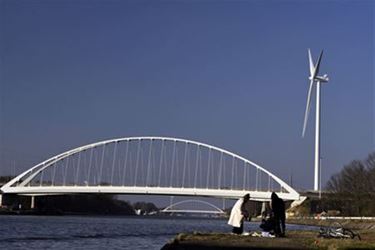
[1,186,299,200]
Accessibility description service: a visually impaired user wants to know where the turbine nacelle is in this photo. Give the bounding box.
[315,74,329,83]
[310,74,329,83]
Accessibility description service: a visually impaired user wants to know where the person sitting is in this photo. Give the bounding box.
[227,193,251,234]
[260,216,276,236]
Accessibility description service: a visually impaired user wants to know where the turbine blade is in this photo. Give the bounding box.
[302,79,314,137]
[314,50,324,78]
[308,49,314,77]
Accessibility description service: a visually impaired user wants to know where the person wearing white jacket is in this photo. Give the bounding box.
[227,193,251,234]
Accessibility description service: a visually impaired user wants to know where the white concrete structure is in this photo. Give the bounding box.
[1,137,300,201]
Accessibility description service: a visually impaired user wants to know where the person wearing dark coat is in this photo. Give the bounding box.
[270,192,286,237]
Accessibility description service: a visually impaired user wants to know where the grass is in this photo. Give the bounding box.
[162,230,375,250]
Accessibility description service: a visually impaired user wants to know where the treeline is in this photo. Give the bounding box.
[2,193,161,216]
[35,194,136,215]
[323,152,375,216]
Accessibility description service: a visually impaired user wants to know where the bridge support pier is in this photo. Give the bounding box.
[0,194,2,207]
[261,201,267,216]
[30,196,35,209]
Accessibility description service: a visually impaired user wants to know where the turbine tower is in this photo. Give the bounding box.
[302,49,329,191]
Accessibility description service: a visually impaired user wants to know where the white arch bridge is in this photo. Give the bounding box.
[0,137,299,203]
[161,200,225,215]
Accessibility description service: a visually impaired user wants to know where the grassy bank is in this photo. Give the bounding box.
[162,230,375,250]
[286,218,375,230]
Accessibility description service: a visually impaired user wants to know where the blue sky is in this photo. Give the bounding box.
[0,0,374,191]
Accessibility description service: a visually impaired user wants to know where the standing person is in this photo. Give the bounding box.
[270,192,286,237]
[228,193,251,234]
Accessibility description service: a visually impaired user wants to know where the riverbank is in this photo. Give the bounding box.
[161,230,375,250]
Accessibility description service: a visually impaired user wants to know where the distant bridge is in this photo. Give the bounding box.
[161,199,225,215]
[0,137,300,206]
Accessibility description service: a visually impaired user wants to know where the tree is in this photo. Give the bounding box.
[0,176,13,186]
[365,152,375,193]
[325,152,375,216]
[133,202,158,214]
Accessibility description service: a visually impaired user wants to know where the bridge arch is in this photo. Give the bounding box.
[161,199,225,214]
[1,137,299,200]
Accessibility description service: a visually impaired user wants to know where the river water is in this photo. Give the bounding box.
[0,215,318,250]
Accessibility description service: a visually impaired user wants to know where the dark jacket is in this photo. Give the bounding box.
[271,193,285,217]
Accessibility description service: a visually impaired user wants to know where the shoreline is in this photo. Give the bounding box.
[2,210,375,228]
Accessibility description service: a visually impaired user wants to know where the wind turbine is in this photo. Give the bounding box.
[302,49,329,192]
